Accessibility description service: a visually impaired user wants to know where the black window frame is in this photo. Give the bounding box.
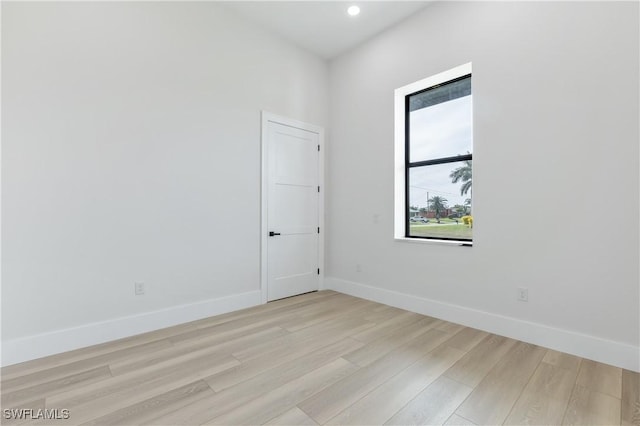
[404,73,472,242]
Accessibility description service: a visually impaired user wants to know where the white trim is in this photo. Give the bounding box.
[1,290,261,367]
[395,237,473,247]
[260,112,325,303]
[394,62,473,241]
[318,124,326,291]
[325,277,640,372]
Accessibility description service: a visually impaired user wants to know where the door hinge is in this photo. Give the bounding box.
[317,268,320,275]
[318,144,320,152]
[317,186,320,193]
[317,227,320,234]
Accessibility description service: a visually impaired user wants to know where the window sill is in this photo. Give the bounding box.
[394,237,472,247]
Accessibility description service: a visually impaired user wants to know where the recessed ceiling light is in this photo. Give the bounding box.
[347,5,360,16]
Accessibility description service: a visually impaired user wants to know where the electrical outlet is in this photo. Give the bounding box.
[135,282,145,296]
[517,287,528,302]
[373,214,380,224]
[356,264,362,273]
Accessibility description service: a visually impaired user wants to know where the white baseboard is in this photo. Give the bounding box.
[1,290,262,367]
[326,277,639,372]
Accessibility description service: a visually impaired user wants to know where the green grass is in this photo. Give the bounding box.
[409,223,472,240]
[433,218,459,224]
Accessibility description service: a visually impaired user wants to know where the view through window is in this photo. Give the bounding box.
[405,74,473,242]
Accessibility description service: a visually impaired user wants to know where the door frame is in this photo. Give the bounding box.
[260,111,325,304]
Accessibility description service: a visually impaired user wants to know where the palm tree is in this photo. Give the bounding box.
[428,195,448,220]
[450,156,472,196]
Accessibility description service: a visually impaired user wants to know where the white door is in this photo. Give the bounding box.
[264,116,320,301]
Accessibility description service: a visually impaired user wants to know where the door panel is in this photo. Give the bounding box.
[268,234,318,301]
[274,132,318,185]
[266,121,319,301]
[271,184,318,234]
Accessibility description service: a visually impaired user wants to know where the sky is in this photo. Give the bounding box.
[409,95,472,209]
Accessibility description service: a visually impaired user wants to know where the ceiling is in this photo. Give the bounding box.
[220,1,432,59]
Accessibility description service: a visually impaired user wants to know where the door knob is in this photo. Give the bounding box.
[269,231,281,237]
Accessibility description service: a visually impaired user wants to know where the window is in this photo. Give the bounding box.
[394,63,473,244]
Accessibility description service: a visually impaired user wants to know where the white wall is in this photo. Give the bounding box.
[2,2,328,363]
[327,1,639,370]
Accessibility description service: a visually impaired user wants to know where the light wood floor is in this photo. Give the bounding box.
[1,291,638,425]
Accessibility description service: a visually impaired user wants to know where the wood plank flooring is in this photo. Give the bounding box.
[1,290,637,425]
